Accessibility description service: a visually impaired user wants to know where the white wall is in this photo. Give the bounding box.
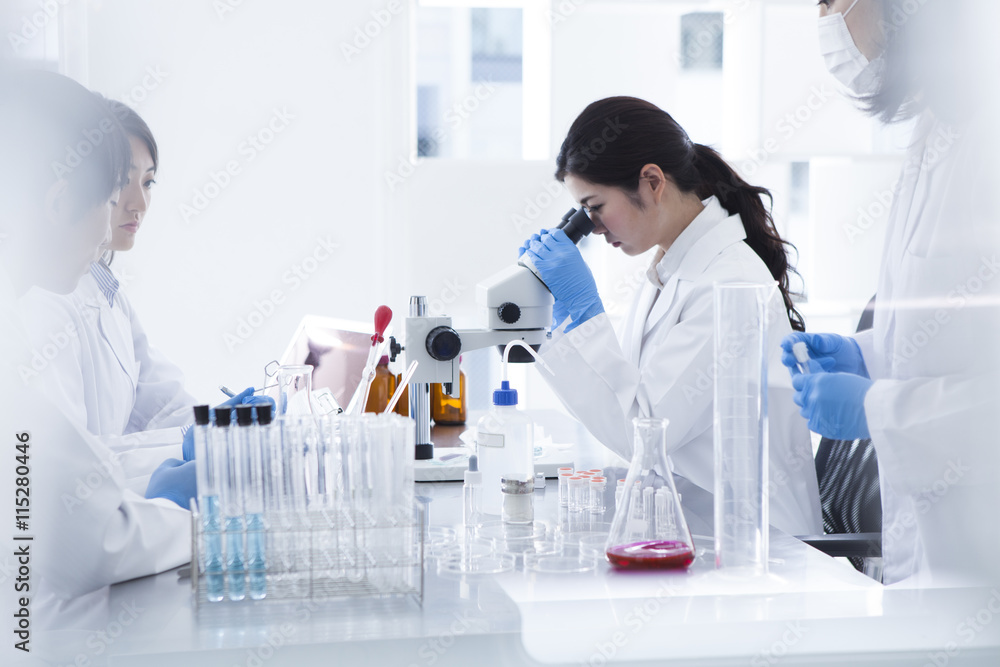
[83,0,401,400]
[63,0,906,410]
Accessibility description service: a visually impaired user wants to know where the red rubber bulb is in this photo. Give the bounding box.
[372,305,392,344]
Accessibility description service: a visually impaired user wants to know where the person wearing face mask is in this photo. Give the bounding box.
[782,0,1000,585]
[0,69,197,633]
[520,96,822,537]
[19,100,269,493]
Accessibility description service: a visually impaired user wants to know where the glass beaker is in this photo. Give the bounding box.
[605,418,694,570]
[712,282,776,573]
[276,365,315,416]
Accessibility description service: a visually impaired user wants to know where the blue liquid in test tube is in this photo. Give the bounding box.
[193,405,226,602]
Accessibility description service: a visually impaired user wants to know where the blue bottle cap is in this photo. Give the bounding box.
[493,380,518,406]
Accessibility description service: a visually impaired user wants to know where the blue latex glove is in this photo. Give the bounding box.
[217,386,256,408]
[781,332,869,378]
[145,458,197,509]
[791,364,873,439]
[523,228,604,332]
[183,389,276,461]
[519,229,570,328]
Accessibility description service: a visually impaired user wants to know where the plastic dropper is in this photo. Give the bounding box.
[346,305,393,415]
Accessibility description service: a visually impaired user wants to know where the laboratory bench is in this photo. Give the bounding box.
[36,411,1000,666]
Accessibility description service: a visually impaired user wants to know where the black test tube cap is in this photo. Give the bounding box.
[214,407,231,427]
[236,405,254,426]
[193,405,210,426]
[256,403,273,425]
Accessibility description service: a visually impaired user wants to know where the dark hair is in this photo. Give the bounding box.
[100,100,158,266]
[106,99,159,172]
[0,68,131,219]
[555,96,805,332]
[863,0,985,124]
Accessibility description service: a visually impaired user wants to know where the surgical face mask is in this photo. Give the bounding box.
[818,0,880,95]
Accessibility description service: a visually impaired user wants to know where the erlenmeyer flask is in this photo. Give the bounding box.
[605,418,695,570]
[276,365,315,416]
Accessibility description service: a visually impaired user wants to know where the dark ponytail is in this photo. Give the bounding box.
[555,96,804,332]
[689,143,804,332]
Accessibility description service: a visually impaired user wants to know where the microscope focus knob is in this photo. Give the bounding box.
[425,326,461,362]
[497,302,521,325]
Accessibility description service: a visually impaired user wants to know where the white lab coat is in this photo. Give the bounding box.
[855,112,1000,586]
[0,272,191,632]
[19,268,198,492]
[538,197,822,537]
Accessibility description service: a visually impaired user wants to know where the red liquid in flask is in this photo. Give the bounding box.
[605,540,694,570]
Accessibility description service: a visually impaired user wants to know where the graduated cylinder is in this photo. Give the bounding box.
[713,282,776,572]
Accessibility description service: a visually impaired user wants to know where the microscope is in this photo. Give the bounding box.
[389,208,595,460]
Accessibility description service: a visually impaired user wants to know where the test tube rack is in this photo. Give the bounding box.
[189,503,424,606]
[189,412,423,606]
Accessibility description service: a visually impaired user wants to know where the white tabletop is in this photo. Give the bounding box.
[31,411,1000,666]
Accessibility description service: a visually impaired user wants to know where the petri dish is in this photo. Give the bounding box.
[438,553,515,577]
[477,521,547,544]
[527,555,595,574]
[578,534,610,561]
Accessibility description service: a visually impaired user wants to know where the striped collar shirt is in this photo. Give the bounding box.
[90,258,120,308]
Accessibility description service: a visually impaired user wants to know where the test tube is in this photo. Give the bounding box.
[193,405,224,602]
[212,407,241,600]
[615,479,626,512]
[281,416,311,596]
[655,487,676,535]
[589,477,606,514]
[558,471,574,508]
[222,406,249,601]
[792,341,811,374]
[568,476,586,512]
[242,405,267,600]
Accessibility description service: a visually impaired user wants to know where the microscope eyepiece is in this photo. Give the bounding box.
[557,207,595,245]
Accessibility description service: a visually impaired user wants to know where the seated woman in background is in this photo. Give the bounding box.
[20,100,258,490]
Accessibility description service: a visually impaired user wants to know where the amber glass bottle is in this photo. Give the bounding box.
[431,367,467,425]
[364,356,396,413]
